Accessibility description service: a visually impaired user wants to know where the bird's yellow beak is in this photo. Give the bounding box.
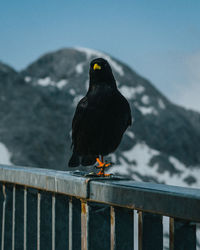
[93,63,101,70]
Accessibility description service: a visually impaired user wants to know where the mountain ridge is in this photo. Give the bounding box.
[0,47,200,187]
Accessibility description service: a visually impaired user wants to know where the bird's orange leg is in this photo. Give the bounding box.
[96,156,112,177]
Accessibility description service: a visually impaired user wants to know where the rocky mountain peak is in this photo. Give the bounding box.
[0,47,200,187]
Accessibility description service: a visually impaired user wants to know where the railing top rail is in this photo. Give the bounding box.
[0,164,200,222]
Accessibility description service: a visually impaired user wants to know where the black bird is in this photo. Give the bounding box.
[68,58,132,176]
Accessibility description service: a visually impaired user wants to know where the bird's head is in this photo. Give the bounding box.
[89,58,116,87]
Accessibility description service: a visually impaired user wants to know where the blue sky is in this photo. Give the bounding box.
[1,1,200,110]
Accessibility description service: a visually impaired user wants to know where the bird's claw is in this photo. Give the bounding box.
[95,157,113,177]
[95,158,113,168]
[95,162,112,169]
[97,172,113,177]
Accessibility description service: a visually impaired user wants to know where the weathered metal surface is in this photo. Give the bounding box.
[0,165,200,249]
[87,202,110,250]
[15,185,24,250]
[55,194,69,250]
[3,184,13,250]
[1,165,200,221]
[0,165,88,198]
[1,165,200,223]
[110,206,134,250]
[89,180,200,222]
[81,201,88,250]
[138,211,163,250]
[170,218,196,250]
[27,188,37,250]
[40,191,52,250]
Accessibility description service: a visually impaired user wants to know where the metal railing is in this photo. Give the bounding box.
[0,164,199,250]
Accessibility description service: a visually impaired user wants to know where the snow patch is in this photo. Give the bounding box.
[141,95,150,105]
[110,153,117,163]
[137,105,158,116]
[57,79,68,89]
[76,62,84,74]
[119,85,145,99]
[135,85,145,94]
[125,131,135,139]
[37,77,68,89]
[158,98,166,109]
[24,76,31,83]
[119,86,136,99]
[75,47,124,76]
[107,142,200,188]
[107,143,160,181]
[85,80,89,90]
[69,89,76,96]
[38,77,53,87]
[116,80,120,87]
[123,142,158,164]
[0,142,12,165]
[73,95,84,107]
[168,156,200,186]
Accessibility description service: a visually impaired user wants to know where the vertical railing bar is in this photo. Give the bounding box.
[37,192,41,250]
[134,210,139,250]
[69,197,72,250]
[81,200,88,250]
[110,206,115,250]
[196,224,199,250]
[24,187,27,250]
[1,184,6,250]
[52,194,55,250]
[138,211,142,250]
[12,185,16,250]
[163,216,170,250]
[169,217,174,250]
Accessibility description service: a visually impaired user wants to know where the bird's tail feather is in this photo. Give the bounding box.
[68,152,97,167]
[81,155,96,166]
[68,151,80,167]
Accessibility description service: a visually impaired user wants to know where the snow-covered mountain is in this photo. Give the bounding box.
[1,48,200,188]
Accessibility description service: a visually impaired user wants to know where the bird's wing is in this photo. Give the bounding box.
[126,98,132,126]
[71,96,88,147]
[118,91,132,127]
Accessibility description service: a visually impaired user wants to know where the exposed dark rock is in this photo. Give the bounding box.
[183,175,197,185]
